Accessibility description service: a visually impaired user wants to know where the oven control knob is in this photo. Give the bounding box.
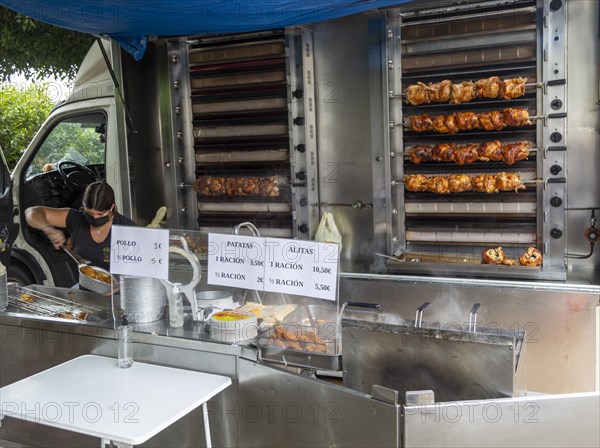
[293,89,304,99]
[550,228,563,239]
[550,132,562,143]
[551,99,563,110]
[299,198,308,207]
[550,197,563,207]
[296,171,306,181]
[298,224,309,234]
[294,116,305,126]
[550,165,562,175]
[550,0,563,12]
[295,144,306,153]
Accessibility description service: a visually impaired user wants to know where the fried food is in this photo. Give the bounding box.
[269,325,327,352]
[18,293,35,303]
[79,266,112,284]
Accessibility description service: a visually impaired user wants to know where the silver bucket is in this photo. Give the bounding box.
[120,276,167,323]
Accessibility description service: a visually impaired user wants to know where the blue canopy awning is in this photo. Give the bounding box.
[0,0,410,59]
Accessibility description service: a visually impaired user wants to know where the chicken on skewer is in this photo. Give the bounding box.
[426,80,453,102]
[450,81,477,104]
[478,111,506,131]
[408,145,434,164]
[404,174,429,192]
[503,107,532,127]
[454,144,480,165]
[408,114,434,132]
[475,76,501,99]
[472,174,499,194]
[405,82,431,106]
[477,140,504,162]
[426,176,450,194]
[432,114,459,134]
[447,174,472,193]
[455,112,480,131]
[432,143,456,163]
[496,171,526,192]
[503,141,530,165]
[500,77,527,100]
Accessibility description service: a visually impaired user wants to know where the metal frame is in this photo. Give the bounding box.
[164,40,197,229]
[288,28,319,239]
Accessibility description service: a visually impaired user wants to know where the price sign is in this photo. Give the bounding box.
[207,233,266,290]
[110,226,169,279]
[263,237,339,301]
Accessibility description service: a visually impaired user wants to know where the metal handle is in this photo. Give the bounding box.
[346,301,381,310]
[415,302,431,328]
[469,303,481,333]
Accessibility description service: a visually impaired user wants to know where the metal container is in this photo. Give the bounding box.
[78,265,113,295]
[119,276,167,323]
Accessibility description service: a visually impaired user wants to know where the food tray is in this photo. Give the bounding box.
[256,305,342,371]
[7,284,110,322]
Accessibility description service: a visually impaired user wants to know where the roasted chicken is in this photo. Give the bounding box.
[447,174,472,193]
[432,143,456,163]
[477,140,504,162]
[403,174,429,192]
[475,76,501,99]
[455,112,480,131]
[500,77,527,100]
[450,81,477,104]
[404,172,526,195]
[478,111,506,131]
[482,247,506,265]
[409,114,434,132]
[405,82,431,106]
[519,246,543,266]
[472,174,499,194]
[427,80,453,102]
[496,171,526,192]
[407,108,532,134]
[426,176,450,194]
[454,144,480,165]
[432,114,459,134]
[503,107,532,127]
[503,141,530,165]
[408,145,434,164]
[195,176,280,197]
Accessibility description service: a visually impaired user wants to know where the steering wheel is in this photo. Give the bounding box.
[57,161,101,189]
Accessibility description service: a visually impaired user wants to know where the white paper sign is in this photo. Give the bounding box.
[207,233,266,290]
[110,225,169,279]
[263,237,339,301]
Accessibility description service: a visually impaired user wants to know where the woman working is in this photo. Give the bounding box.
[25,182,135,270]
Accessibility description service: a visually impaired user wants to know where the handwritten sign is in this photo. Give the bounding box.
[207,233,266,290]
[264,237,339,301]
[207,233,339,301]
[110,226,169,279]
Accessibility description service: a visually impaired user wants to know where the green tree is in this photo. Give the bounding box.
[0,83,54,169]
[0,6,93,81]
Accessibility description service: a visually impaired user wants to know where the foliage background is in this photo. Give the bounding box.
[0,83,54,169]
[0,5,93,81]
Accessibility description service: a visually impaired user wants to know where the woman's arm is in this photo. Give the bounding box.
[24,206,71,249]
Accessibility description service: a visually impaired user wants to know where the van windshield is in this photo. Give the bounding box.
[25,113,106,180]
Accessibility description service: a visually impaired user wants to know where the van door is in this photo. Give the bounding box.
[0,148,18,268]
[14,111,108,286]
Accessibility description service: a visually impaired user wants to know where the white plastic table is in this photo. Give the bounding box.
[0,355,231,447]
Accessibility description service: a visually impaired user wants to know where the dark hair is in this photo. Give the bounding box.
[82,182,115,212]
